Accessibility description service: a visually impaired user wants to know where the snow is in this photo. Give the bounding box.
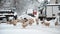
[0,29,57,34]
[0,14,60,34]
[18,14,35,19]
[14,12,17,16]
[38,0,44,3]
[27,9,33,14]
[8,17,14,20]
[0,22,60,34]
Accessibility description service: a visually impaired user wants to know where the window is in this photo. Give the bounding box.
[58,6,60,10]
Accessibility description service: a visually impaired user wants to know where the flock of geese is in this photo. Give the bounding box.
[0,17,57,28]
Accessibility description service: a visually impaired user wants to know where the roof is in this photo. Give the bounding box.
[0,10,11,11]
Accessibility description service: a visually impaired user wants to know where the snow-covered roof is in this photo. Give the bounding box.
[0,10,12,11]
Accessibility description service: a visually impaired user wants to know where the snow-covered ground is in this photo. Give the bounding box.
[0,14,60,34]
[0,22,60,34]
[0,20,60,34]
